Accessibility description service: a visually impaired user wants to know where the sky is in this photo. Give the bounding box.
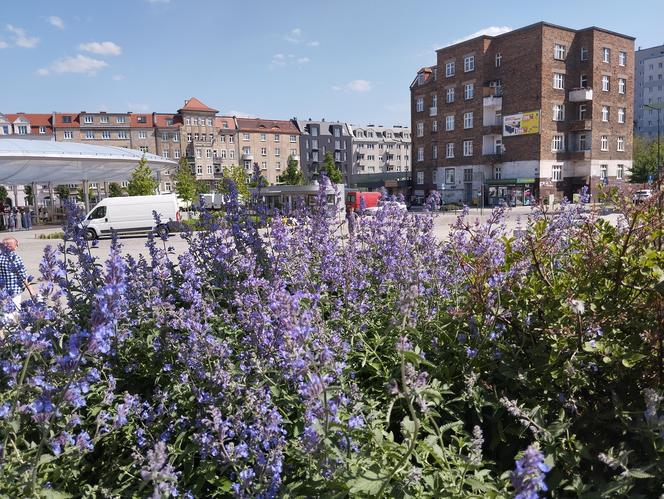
[1,0,662,127]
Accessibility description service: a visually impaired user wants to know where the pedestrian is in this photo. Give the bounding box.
[1,207,8,232]
[25,208,32,230]
[0,237,32,325]
[346,206,358,237]
[8,209,16,232]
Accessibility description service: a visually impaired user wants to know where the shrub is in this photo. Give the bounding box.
[0,182,663,497]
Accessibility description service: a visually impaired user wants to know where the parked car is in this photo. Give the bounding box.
[632,189,653,204]
[79,194,180,240]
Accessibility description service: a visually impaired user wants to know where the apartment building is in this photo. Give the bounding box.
[178,98,220,183]
[411,22,634,205]
[212,116,239,176]
[296,119,352,183]
[351,124,411,190]
[0,113,53,137]
[236,118,301,185]
[635,44,664,139]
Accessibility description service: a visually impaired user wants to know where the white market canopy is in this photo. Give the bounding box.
[0,139,177,185]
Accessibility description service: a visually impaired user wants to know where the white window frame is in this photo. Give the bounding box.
[416,146,424,162]
[617,136,625,151]
[551,135,564,151]
[552,164,562,182]
[619,51,626,66]
[600,135,608,151]
[600,164,608,179]
[445,115,454,131]
[416,122,424,137]
[63,130,73,140]
[416,171,424,185]
[602,47,610,63]
[416,97,424,112]
[463,112,473,129]
[602,75,610,92]
[580,47,588,61]
[553,73,565,89]
[462,139,473,157]
[84,115,93,124]
[446,87,455,103]
[463,55,475,72]
[495,52,502,67]
[618,108,625,124]
[446,142,454,158]
[602,106,609,122]
[618,78,625,94]
[445,61,455,77]
[617,164,624,179]
[464,83,474,100]
[553,104,565,121]
[554,44,565,60]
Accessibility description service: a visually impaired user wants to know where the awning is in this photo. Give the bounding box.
[0,138,177,184]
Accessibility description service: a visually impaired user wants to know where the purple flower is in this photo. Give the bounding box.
[511,444,550,499]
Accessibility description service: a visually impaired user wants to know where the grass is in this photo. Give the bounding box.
[36,231,64,240]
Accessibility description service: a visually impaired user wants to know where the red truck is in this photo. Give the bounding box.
[345,191,382,213]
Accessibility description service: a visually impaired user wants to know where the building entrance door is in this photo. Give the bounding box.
[464,183,473,204]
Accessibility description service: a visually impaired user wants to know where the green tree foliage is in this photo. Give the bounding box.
[631,136,663,183]
[55,185,70,207]
[174,158,197,208]
[278,155,305,185]
[127,156,159,196]
[108,182,124,198]
[0,185,7,203]
[24,185,34,205]
[218,165,250,200]
[322,151,343,184]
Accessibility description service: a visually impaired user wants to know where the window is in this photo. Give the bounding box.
[618,107,625,123]
[118,131,128,139]
[602,106,609,122]
[229,150,235,159]
[206,118,213,126]
[495,52,502,67]
[553,73,565,89]
[464,83,474,100]
[617,136,625,151]
[187,133,192,143]
[334,127,341,138]
[196,149,202,158]
[174,150,180,159]
[619,51,626,66]
[445,115,454,131]
[100,115,110,124]
[416,171,424,185]
[431,94,438,108]
[289,135,296,143]
[273,133,280,142]
[445,168,455,184]
[445,61,455,77]
[102,130,111,139]
[417,146,424,162]
[462,140,473,157]
[85,131,94,139]
[194,133,199,141]
[62,115,72,124]
[600,164,608,179]
[16,125,27,135]
[494,166,502,179]
[464,55,475,72]
[416,97,424,112]
[229,135,235,144]
[84,115,93,123]
[602,75,610,91]
[600,135,608,151]
[578,133,588,151]
[196,165,202,175]
[580,47,588,61]
[311,127,318,137]
[553,104,565,121]
[602,47,610,63]
[432,144,438,159]
[163,151,170,159]
[276,161,281,170]
[617,164,624,179]
[206,149,212,158]
[63,130,73,139]
[578,104,587,120]
[580,74,588,88]
[463,112,473,129]
[446,142,454,158]
[416,122,424,137]
[39,126,46,134]
[243,133,250,141]
[116,116,125,123]
[552,164,562,181]
[275,147,280,157]
[139,130,147,139]
[554,44,565,60]
[162,132,169,141]
[618,78,625,94]
[446,87,455,103]
[260,147,267,156]
[260,133,267,141]
[552,135,564,151]
[260,162,267,170]
[185,117,191,125]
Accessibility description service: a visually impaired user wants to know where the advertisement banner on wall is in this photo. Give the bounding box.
[503,110,541,136]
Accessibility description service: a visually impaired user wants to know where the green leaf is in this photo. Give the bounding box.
[626,468,654,479]
[39,489,73,499]
[348,469,385,495]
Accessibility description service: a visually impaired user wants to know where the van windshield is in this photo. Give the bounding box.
[88,206,106,220]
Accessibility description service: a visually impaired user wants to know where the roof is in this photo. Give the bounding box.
[153,113,180,128]
[129,114,153,128]
[295,119,351,137]
[237,118,300,134]
[178,97,218,113]
[4,113,53,127]
[53,113,81,128]
[214,116,237,130]
[0,139,176,184]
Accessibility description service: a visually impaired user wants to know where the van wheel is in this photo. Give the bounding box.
[156,224,169,238]
[84,228,97,241]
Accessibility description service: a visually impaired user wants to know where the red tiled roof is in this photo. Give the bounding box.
[53,113,81,128]
[214,116,237,130]
[129,113,153,128]
[236,118,300,134]
[7,113,53,127]
[178,97,218,113]
[153,113,180,128]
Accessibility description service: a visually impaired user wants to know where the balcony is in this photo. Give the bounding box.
[569,87,593,102]
[560,150,591,160]
[483,152,503,163]
[569,119,592,131]
[429,107,438,116]
[483,124,502,135]
[241,153,253,160]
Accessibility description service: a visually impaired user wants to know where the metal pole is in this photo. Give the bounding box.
[82,180,90,213]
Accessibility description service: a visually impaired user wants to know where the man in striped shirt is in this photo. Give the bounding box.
[0,237,32,322]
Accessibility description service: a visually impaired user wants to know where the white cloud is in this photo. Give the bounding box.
[446,26,512,47]
[6,24,39,48]
[269,53,287,69]
[335,79,373,93]
[112,74,126,81]
[48,16,65,29]
[39,54,108,76]
[0,40,8,49]
[79,41,122,56]
[297,57,310,64]
[306,40,320,47]
[227,110,255,118]
[285,28,302,43]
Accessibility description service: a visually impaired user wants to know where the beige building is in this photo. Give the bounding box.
[236,118,301,185]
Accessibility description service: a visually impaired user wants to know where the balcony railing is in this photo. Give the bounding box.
[569,119,592,131]
[569,87,593,102]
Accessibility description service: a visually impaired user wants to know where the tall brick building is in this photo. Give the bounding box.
[411,22,635,205]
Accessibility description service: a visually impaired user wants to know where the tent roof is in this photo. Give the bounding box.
[0,139,177,184]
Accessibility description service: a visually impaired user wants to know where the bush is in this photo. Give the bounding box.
[0,183,663,497]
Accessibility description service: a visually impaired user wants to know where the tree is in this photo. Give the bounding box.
[108,182,124,197]
[218,165,250,200]
[174,158,198,209]
[631,136,662,183]
[278,155,305,185]
[127,156,159,196]
[24,185,34,206]
[0,185,7,204]
[322,152,343,184]
[55,185,70,207]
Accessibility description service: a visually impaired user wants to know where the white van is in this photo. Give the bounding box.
[80,194,180,240]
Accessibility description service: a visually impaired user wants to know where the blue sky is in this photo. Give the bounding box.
[1,0,662,126]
